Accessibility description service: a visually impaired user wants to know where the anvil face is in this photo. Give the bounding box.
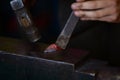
[0,37,90,66]
[0,37,90,80]
[0,51,74,80]
[0,37,111,80]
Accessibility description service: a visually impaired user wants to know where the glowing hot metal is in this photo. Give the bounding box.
[44,12,79,53]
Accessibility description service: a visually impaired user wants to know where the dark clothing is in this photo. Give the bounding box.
[70,21,120,66]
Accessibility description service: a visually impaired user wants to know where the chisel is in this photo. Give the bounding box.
[44,12,79,53]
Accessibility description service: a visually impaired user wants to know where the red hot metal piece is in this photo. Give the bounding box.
[44,44,62,53]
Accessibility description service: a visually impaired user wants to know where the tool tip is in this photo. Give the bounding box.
[44,44,62,53]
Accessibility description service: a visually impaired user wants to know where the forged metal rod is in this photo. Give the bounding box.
[44,12,79,53]
[10,0,41,42]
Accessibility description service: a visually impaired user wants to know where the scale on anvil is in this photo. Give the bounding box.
[0,0,117,80]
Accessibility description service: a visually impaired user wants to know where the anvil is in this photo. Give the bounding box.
[0,37,110,80]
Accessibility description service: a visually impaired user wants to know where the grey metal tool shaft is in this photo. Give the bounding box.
[10,0,41,42]
[55,12,79,49]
